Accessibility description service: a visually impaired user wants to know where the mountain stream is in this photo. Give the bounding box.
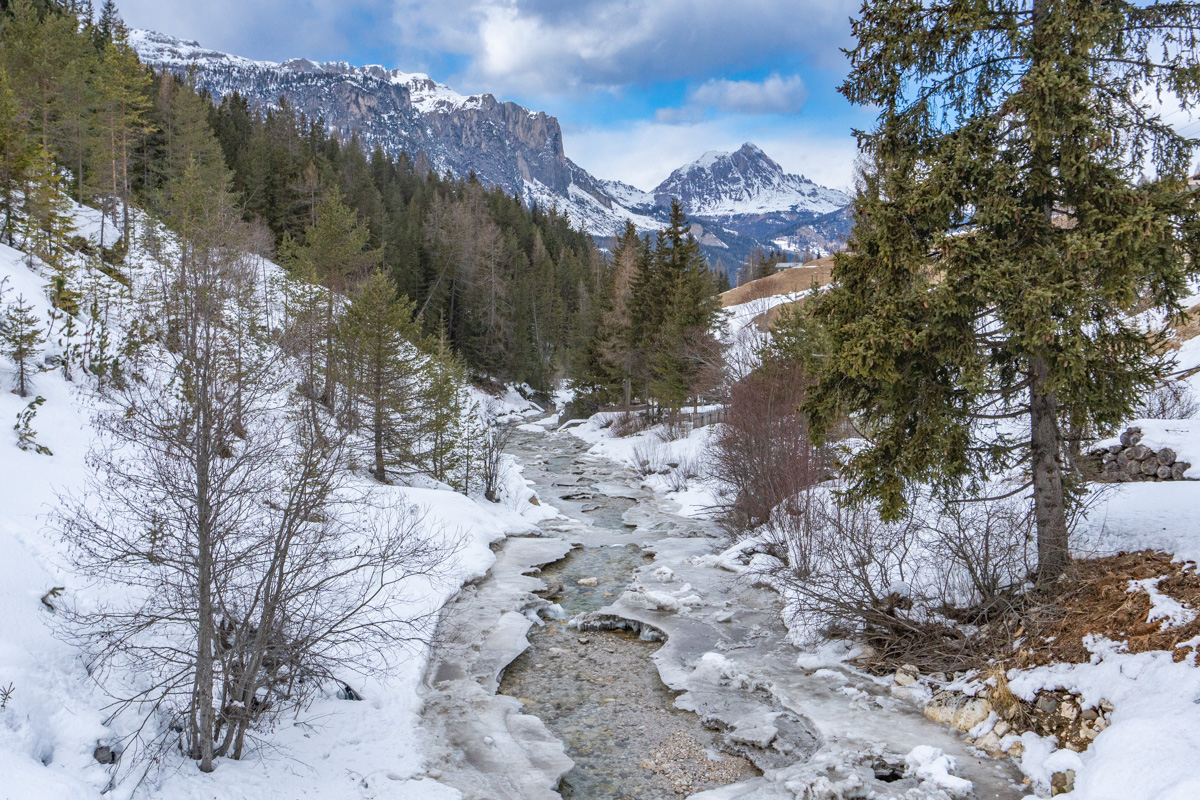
[419,424,1027,800]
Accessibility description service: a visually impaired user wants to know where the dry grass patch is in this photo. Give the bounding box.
[720,258,835,307]
[1004,551,1200,669]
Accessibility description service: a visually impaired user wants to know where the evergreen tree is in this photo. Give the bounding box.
[419,328,466,486]
[93,0,118,47]
[639,202,723,412]
[808,0,1200,583]
[598,220,645,407]
[0,67,30,246]
[339,269,421,482]
[2,293,44,396]
[281,189,380,406]
[90,22,151,251]
[13,395,51,455]
[21,141,75,278]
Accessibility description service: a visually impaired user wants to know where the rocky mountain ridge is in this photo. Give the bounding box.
[130,30,852,266]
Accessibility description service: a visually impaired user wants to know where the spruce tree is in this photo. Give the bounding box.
[0,68,30,246]
[643,202,722,412]
[21,142,76,278]
[281,190,380,406]
[809,0,1200,583]
[13,395,51,455]
[339,269,421,482]
[2,293,44,397]
[419,328,466,485]
[599,220,645,407]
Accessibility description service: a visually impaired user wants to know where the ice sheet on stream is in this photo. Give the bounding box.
[419,535,576,800]
[442,427,1027,800]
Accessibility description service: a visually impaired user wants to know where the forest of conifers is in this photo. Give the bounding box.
[0,0,724,406]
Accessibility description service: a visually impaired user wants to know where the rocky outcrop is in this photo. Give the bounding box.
[129,31,855,263]
[891,666,1113,763]
[130,30,572,199]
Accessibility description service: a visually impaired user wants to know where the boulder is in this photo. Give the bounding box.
[972,731,1004,757]
[1051,770,1076,796]
[893,664,920,687]
[924,691,992,732]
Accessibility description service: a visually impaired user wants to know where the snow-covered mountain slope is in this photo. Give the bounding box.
[0,199,554,800]
[130,30,486,116]
[129,31,852,263]
[651,143,850,218]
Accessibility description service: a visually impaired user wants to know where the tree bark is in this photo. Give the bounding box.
[1026,0,1070,584]
[1030,355,1070,583]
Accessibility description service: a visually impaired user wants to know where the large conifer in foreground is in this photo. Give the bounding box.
[809,0,1200,582]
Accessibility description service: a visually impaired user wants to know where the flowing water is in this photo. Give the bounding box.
[422,423,1027,800]
[496,428,759,799]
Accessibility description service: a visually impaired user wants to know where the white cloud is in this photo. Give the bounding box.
[117,0,396,64]
[391,0,856,97]
[688,73,809,115]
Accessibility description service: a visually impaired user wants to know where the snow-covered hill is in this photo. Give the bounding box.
[651,143,849,218]
[0,199,554,799]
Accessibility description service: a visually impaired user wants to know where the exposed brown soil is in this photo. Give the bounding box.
[1003,551,1200,669]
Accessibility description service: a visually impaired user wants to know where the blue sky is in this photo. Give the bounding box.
[115,0,873,191]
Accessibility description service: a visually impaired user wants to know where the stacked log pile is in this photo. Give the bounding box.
[1089,427,1192,482]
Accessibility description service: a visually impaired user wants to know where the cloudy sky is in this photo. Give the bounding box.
[114,0,872,192]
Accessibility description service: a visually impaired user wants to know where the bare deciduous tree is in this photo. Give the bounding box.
[708,361,826,537]
[57,171,458,775]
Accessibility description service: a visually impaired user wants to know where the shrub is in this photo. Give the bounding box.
[761,487,1038,670]
[1139,380,1199,420]
[707,361,826,537]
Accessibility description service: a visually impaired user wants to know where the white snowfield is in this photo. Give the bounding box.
[0,201,552,800]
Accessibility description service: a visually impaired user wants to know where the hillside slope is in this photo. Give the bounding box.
[0,200,552,800]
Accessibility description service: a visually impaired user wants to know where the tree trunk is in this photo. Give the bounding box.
[1030,355,1070,583]
[1025,0,1069,584]
[374,399,386,482]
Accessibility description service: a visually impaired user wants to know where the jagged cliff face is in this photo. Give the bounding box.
[130,30,853,267]
[130,30,573,198]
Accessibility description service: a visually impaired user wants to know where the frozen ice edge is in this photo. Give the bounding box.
[418,424,1027,800]
[572,474,1027,799]
[418,535,576,799]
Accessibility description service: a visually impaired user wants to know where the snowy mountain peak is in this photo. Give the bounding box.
[129,30,852,259]
[653,141,847,218]
[129,29,485,114]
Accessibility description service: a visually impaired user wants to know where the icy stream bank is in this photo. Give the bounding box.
[420,426,1028,799]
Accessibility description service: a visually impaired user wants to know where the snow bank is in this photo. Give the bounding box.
[1007,638,1200,800]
